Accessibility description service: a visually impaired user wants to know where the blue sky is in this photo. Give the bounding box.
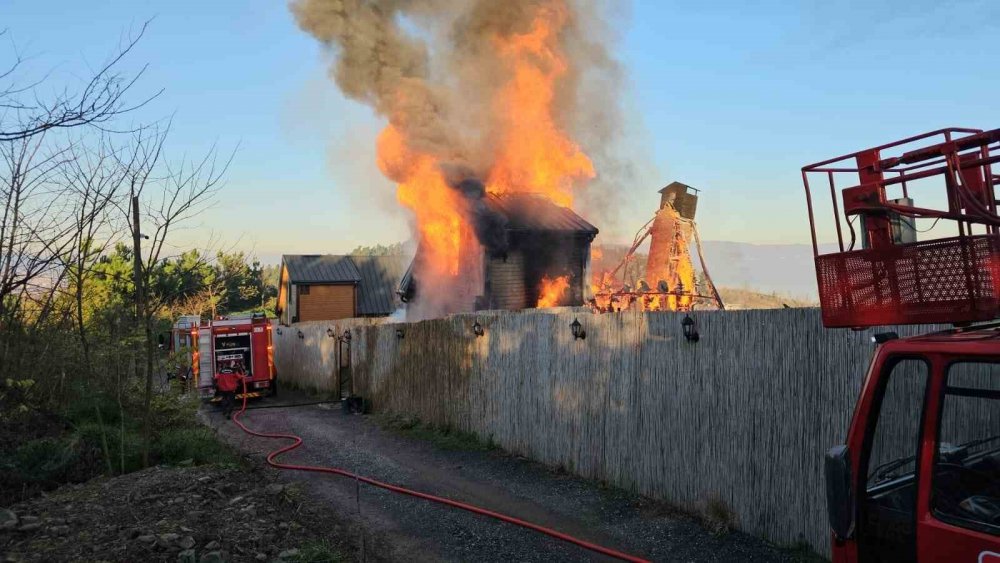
[4,0,998,263]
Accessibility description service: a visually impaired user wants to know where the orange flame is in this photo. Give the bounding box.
[377,125,463,276]
[486,2,594,207]
[375,0,592,299]
[537,275,570,308]
[588,208,699,313]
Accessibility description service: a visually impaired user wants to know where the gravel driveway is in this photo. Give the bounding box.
[206,394,817,563]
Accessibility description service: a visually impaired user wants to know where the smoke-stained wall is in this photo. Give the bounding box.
[275,308,950,555]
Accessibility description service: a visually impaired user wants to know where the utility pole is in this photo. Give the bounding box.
[131,195,153,467]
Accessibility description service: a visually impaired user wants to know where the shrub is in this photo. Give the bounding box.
[702,493,737,535]
[154,427,237,466]
[0,437,88,491]
[293,540,346,563]
[63,390,123,428]
[75,421,144,474]
[150,389,201,429]
[13,438,78,482]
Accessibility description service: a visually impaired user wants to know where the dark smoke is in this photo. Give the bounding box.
[291,0,629,318]
[290,0,625,188]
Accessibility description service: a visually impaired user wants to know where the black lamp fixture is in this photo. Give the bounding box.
[395,327,405,339]
[472,320,484,337]
[276,327,283,336]
[682,315,699,343]
[326,327,335,338]
[871,331,898,344]
[342,329,352,342]
[570,318,586,340]
[297,330,304,339]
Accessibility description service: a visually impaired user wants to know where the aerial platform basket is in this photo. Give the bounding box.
[803,127,1000,328]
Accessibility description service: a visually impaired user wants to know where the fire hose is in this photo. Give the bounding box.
[230,383,650,563]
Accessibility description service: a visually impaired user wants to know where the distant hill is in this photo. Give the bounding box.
[698,241,829,301]
[717,287,815,310]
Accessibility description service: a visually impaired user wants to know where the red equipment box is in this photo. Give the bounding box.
[803,127,1000,327]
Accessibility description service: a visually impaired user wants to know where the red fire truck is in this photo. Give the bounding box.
[171,313,276,400]
[803,128,1000,561]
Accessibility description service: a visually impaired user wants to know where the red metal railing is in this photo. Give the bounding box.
[802,127,1000,327]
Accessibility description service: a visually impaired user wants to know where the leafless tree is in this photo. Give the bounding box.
[0,133,75,326]
[0,22,160,143]
[115,123,233,466]
[59,134,131,373]
[0,23,235,469]
[0,20,156,382]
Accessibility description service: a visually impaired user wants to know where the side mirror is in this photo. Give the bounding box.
[825,445,855,541]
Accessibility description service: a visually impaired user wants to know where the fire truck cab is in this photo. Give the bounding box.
[171,313,276,400]
[826,331,1000,562]
[803,127,1000,561]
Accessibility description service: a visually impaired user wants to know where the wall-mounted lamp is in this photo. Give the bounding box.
[570,318,586,340]
[276,328,283,336]
[682,315,699,343]
[871,331,898,344]
[326,327,335,338]
[297,330,304,339]
[342,329,352,343]
[472,320,484,337]
[395,327,405,339]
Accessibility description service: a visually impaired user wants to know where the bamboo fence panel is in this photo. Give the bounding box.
[274,307,952,555]
[271,318,384,393]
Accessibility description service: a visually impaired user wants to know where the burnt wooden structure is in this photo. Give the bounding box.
[399,193,599,312]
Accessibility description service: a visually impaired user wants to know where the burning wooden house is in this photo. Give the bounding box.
[398,192,598,317]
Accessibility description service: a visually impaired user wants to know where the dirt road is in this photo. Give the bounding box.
[206,394,815,562]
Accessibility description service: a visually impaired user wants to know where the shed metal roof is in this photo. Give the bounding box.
[352,255,408,316]
[282,255,361,284]
[659,181,692,193]
[484,193,598,235]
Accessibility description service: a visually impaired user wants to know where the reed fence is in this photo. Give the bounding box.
[274,307,939,555]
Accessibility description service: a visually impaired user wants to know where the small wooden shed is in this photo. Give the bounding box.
[277,255,407,324]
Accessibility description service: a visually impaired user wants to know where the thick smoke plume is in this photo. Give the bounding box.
[291,0,624,319]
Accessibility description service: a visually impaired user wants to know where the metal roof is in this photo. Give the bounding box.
[483,193,598,235]
[352,255,408,316]
[282,255,361,284]
[659,181,694,194]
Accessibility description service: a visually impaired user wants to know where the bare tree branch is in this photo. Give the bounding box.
[0,20,161,142]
